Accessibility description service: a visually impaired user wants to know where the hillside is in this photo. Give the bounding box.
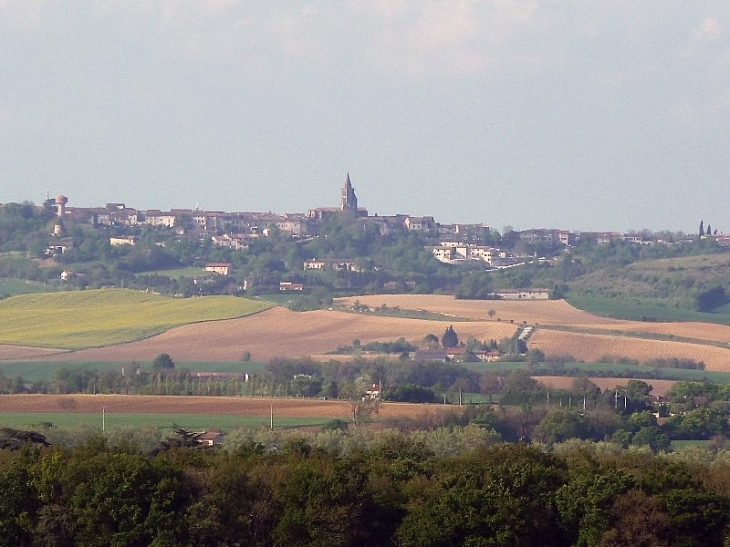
[3,293,730,373]
[32,307,517,363]
[0,289,271,349]
[567,253,730,322]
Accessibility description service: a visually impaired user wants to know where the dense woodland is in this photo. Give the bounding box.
[2,430,730,546]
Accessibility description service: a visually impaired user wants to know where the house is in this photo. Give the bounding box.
[579,231,621,245]
[404,215,436,232]
[279,281,304,291]
[197,431,224,446]
[430,246,455,262]
[109,236,137,246]
[211,234,248,250]
[143,210,177,227]
[444,347,471,362]
[303,258,363,272]
[46,239,74,257]
[365,382,382,401]
[475,350,501,362]
[205,263,232,276]
[60,270,73,282]
[276,214,313,236]
[491,288,550,300]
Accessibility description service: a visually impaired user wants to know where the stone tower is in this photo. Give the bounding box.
[340,173,358,212]
[54,195,68,236]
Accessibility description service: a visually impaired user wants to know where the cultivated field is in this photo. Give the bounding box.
[0,289,271,349]
[339,295,730,370]
[336,294,624,325]
[575,320,730,344]
[0,394,455,422]
[28,307,517,363]
[3,292,730,377]
[530,330,730,372]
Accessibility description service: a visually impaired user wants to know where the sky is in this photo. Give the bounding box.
[1,1,728,233]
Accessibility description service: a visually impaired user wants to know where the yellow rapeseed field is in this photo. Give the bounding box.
[0,289,270,349]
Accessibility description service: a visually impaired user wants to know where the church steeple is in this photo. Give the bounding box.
[340,172,358,212]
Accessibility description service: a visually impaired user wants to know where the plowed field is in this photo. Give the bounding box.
[0,394,453,420]
[530,330,730,371]
[24,307,517,363]
[337,294,613,325]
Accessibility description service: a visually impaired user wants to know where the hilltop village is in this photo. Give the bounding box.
[44,174,728,285]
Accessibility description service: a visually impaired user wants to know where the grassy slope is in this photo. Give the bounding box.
[568,253,730,324]
[0,278,55,297]
[0,289,271,349]
[133,266,208,280]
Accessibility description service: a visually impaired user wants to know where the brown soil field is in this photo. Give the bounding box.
[535,376,676,397]
[25,307,516,363]
[0,394,454,421]
[3,297,730,372]
[337,294,624,325]
[576,321,730,344]
[339,295,730,345]
[530,330,730,371]
[0,345,64,360]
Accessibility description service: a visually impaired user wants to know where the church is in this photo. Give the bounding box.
[308,173,368,220]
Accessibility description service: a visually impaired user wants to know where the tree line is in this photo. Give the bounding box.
[1,429,730,546]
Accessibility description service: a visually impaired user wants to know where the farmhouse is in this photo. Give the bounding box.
[303,259,363,272]
[444,347,471,362]
[475,350,501,362]
[205,263,233,276]
[491,288,550,300]
[197,431,224,446]
[280,281,304,291]
[109,235,137,246]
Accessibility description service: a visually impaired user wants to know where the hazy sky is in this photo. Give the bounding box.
[1,1,728,232]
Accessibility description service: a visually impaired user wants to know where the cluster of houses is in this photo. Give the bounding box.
[46,174,730,276]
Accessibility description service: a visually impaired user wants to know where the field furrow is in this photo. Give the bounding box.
[530,329,730,372]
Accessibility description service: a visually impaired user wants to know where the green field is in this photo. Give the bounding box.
[0,289,272,349]
[0,412,329,431]
[461,361,730,383]
[0,278,55,297]
[0,360,266,381]
[566,252,730,323]
[566,295,730,325]
[135,266,208,280]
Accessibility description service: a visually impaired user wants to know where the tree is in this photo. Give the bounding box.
[533,408,590,444]
[696,285,728,312]
[707,223,712,236]
[699,220,705,236]
[441,325,458,348]
[422,334,439,349]
[152,353,175,370]
[341,378,379,426]
[488,309,496,321]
